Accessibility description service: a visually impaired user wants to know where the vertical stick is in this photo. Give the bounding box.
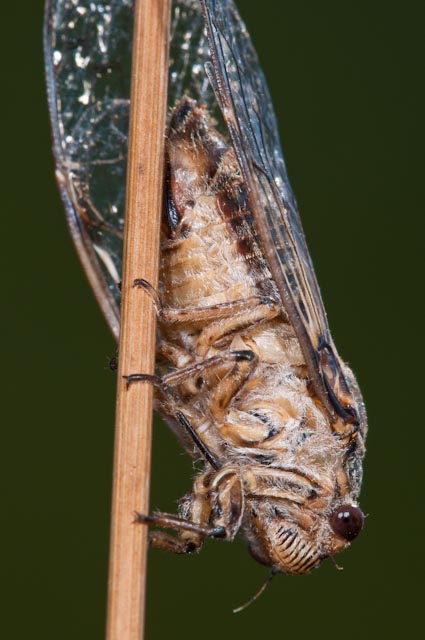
[106,1,171,639]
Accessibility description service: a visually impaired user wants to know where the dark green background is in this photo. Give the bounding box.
[2,1,423,638]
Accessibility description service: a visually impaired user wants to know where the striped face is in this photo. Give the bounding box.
[248,501,364,575]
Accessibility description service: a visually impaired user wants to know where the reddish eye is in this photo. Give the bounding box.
[330,505,364,541]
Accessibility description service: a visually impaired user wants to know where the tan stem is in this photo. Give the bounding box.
[106,1,171,638]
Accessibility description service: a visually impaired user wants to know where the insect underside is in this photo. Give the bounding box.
[132,98,366,575]
[44,0,367,580]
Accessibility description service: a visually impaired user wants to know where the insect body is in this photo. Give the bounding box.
[129,97,365,574]
[44,0,367,577]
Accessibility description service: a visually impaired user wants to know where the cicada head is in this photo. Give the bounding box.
[247,500,364,574]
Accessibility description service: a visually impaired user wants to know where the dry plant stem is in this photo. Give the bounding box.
[106,1,171,639]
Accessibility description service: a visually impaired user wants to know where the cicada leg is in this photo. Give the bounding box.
[135,467,244,554]
[195,298,280,358]
[156,341,194,369]
[161,349,259,434]
[126,350,258,464]
[174,410,220,469]
[207,350,258,423]
[156,341,197,394]
[133,277,279,329]
[134,511,226,554]
[125,349,257,395]
[162,349,256,386]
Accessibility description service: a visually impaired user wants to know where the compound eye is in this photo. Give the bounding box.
[330,505,364,541]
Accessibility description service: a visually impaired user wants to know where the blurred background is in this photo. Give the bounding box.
[2,0,424,638]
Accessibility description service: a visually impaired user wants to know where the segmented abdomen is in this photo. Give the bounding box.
[160,97,275,311]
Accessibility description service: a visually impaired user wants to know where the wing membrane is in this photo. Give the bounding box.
[45,0,360,423]
[44,0,219,340]
[44,0,133,339]
[201,0,359,424]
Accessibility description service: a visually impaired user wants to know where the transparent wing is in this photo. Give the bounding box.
[44,0,218,341]
[201,0,359,424]
[168,1,217,117]
[45,0,359,423]
[44,0,133,340]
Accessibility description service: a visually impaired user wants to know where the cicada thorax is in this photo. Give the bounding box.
[151,97,363,573]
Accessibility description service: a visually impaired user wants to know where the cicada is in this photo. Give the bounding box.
[45,0,367,582]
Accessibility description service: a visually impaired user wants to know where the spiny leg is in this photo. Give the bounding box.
[135,468,244,554]
[134,485,216,555]
[134,512,226,538]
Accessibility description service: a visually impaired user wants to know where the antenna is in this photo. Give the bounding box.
[233,570,277,614]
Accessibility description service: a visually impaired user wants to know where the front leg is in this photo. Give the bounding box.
[135,467,244,554]
[134,512,226,554]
